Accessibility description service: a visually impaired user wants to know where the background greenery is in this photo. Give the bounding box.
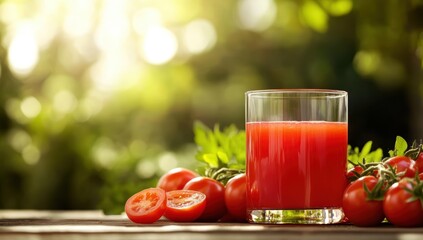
[0,0,422,213]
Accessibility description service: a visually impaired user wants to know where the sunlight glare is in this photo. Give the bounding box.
[94,0,130,51]
[63,0,95,38]
[141,26,178,65]
[0,2,20,24]
[132,7,162,36]
[7,22,39,77]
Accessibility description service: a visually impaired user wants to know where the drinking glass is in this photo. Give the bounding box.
[245,89,348,224]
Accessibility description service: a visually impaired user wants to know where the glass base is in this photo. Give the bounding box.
[248,208,344,224]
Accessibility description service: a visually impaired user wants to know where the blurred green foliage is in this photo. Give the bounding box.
[0,0,423,213]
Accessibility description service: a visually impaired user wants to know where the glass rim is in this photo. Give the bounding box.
[246,89,347,98]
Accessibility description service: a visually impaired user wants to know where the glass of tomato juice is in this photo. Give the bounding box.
[245,89,348,224]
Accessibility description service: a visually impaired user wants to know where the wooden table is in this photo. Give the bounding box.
[1,210,423,240]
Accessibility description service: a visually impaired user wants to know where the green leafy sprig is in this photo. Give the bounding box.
[193,121,246,184]
[388,136,408,157]
[347,141,383,168]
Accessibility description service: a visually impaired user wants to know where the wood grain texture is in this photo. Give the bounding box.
[0,210,422,240]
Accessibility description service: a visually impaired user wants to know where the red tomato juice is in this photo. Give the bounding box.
[246,121,348,210]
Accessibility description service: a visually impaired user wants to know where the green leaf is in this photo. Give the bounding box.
[388,136,408,157]
[394,136,408,156]
[348,141,383,168]
[193,121,210,149]
[217,151,229,164]
[367,148,383,163]
[193,121,246,173]
[202,153,219,168]
[359,141,372,161]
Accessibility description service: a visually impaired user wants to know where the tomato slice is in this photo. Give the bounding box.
[164,190,206,222]
[125,188,166,224]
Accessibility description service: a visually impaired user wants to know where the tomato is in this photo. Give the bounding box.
[342,176,385,227]
[415,152,423,174]
[164,190,206,222]
[125,188,166,224]
[383,179,423,227]
[346,166,364,182]
[383,156,417,179]
[157,168,198,192]
[183,177,227,221]
[224,174,247,221]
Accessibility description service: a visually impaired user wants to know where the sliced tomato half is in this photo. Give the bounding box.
[164,190,206,222]
[125,188,166,224]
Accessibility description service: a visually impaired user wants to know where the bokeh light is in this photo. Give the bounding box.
[7,128,32,153]
[300,0,328,33]
[238,0,277,32]
[141,26,178,65]
[22,144,40,165]
[182,19,217,55]
[322,0,353,16]
[158,152,178,173]
[7,21,39,77]
[92,137,118,169]
[53,90,78,115]
[0,0,422,214]
[20,97,42,119]
[132,7,162,36]
[75,90,104,122]
[63,0,95,38]
[136,160,157,179]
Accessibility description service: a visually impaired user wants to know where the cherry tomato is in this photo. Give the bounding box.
[383,156,417,179]
[415,152,423,174]
[224,174,247,221]
[342,176,385,227]
[346,166,364,182]
[125,188,166,224]
[164,190,206,222]
[383,179,423,227]
[157,168,198,192]
[183,177,227,221]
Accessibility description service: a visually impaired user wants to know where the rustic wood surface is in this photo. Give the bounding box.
[0,210,423,240]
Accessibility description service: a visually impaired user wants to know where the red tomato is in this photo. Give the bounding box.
[342,176,385,227]
[125,188,166,224]
[157,168,198,192]
[164,190,206,222]
[346,166,364,182]
[415,152,423,174]
[383,156,417,179]
[383,179,423,227]
[224,174,247,221]
[183,177,227,221]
